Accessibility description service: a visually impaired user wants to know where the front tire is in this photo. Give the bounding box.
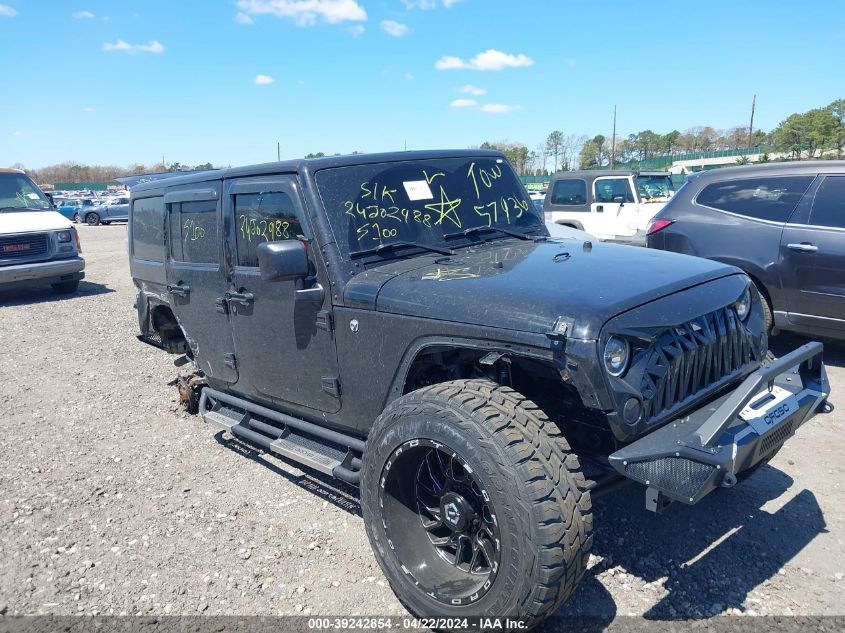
[85,212,100,226]
[361,379,592,627]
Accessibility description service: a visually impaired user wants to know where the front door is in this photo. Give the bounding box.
[224,176,341,413]
[165,183,238,384]
[591,176,637,238]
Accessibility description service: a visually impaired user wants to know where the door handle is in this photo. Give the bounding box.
[225,291,255,307]
[167,284,191,297]
[787,243,818,253]
[596,205,604,213]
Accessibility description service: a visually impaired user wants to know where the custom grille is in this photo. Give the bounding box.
[640,306,755,423]
[626,457,716,500]
[0,233,49,261]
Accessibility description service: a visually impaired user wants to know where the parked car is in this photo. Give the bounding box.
[129,150,828,629]
[544,170,675,245]
[56,198,95,222]
[646,161,845,341]
[0,168,84,294]
[82,195,129,225]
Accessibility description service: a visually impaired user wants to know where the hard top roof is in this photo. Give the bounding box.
[131,149,504,193]
[685,160,845,182]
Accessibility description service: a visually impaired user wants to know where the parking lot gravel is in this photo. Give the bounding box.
[1,223,843,621]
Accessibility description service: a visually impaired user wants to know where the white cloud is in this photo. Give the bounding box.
[254,74,274,85]
[565,58,576,67]
[72,10,94,19]
[459,84,485,96]
[481,103,521,113]
[404,72,414,80]
[102,39,165,54]
[83,106,95,113]
[0,4,17,17]
[380,19,408,37]
[435,49,534,71]
[450,99,477,108]
[234,11,254,24]
[401,0,437,8]
[236,0,366,26]
[402,0,463,8]
[347,24,364,36]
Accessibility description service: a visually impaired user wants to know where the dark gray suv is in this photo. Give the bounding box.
[646,162,845,341]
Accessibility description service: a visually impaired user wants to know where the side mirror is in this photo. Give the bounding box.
[257,240,309,282]
[45,192,55,206]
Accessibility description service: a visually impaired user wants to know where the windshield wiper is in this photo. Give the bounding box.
[0,206,46,213]
[443,225,534,241]
[350,241,454,259]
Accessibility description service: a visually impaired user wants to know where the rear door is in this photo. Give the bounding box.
[164,183,239,383]
[224,176,341,413]
[783,175,845,331]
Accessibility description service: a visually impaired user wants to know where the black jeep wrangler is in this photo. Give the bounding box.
[129,150,829,627]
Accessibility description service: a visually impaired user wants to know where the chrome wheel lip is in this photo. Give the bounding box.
[379,438,501,606]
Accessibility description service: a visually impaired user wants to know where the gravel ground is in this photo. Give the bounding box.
[0,223,843,621]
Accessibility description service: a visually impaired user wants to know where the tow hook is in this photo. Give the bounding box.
[720,472,738,488]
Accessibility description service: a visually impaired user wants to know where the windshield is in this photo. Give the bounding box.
[0,172,52,211]
[635,174,676,201]
[316,156,544,259]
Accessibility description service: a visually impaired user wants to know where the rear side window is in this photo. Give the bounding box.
[594,178,635,203]
[131,196,165,262]
[809,176,845,229]
[696,176,814,223]
[550,179,587,206]
[234,191,303,268]
[169,200,219,264]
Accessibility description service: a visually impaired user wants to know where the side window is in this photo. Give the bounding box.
[594,178,634,204]
[169,199,219,264]
[131,196,165,262]
[550,179,587,207]
[696,176,814,223]
[809,176,845,229]
[234,191,304,268]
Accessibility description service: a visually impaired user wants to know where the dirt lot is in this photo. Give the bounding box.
[1,223,843,621]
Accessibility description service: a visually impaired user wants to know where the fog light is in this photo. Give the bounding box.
[604,336,630,377]
[623,398,642,425]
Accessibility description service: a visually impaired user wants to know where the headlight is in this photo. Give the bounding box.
[56,230,72,243]
[735,285,752,321]
[604,336,630,377]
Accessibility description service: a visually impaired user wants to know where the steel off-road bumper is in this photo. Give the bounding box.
[608,342,829,510]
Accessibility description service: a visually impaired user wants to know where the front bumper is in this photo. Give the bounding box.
[608,342,828,507]
[0,256,85,288]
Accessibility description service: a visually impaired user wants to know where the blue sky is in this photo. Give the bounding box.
[1,0,843,169]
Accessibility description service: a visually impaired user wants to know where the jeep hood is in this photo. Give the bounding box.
[0,210,71,234]
[344,239,742,340]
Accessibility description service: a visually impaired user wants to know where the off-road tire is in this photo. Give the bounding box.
[361,379,592,627]
[51,280,79,294]
[85,212,100,226]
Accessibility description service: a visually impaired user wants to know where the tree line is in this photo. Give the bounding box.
[11,98,843,183]
[481,97,844,174]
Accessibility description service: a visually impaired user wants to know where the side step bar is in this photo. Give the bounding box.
[198,388,364,485]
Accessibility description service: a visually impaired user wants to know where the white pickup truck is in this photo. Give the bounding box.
[0,168,84,294]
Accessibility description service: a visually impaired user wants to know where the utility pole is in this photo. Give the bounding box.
[610,105,617,169]
[277,142,281,161]
[748,94,756,151]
